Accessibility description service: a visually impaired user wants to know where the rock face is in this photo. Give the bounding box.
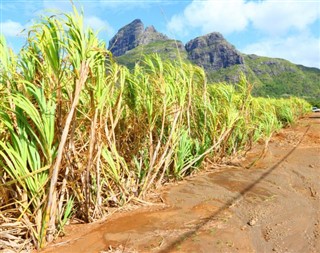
[108,19,169,56]
[107,20,320,100]
[109,20,244,71]
[108,19,143,56]
[138,25,169,45]
[185,33,244,71]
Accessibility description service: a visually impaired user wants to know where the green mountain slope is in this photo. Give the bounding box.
[109,19,320,103]
[116,40,188,69]
[208,55,320,99]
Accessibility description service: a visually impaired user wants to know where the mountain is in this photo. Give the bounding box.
[185,33,244,70]
[115,39,188,69]
[109,19,188,69]
[108,20,320,101]
[207,55,320,98]
[109,19,169,57]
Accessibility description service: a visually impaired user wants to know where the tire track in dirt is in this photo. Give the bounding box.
[234,119,319,253]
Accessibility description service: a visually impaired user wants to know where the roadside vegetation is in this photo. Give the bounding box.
[0,8,311,251]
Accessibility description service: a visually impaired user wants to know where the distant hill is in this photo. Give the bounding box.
[208,55,320,99]
[108,19,320,101]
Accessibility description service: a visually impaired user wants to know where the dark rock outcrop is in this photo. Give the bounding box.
[185,33,244,71]
[107,20,320,100]
[109,20,244,71]
[108,19,169,56]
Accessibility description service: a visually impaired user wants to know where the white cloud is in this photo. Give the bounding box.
[168,0,249,36]
[0,20,24,37]
[167,15,188,37]
[84,16,115,35]
[167,0,320,36]
[242,33,320,68]
[166,0,320,67]
[98,0,163,9]
[246,1,320,35]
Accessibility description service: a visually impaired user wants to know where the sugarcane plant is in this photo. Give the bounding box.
[0,6,311,251]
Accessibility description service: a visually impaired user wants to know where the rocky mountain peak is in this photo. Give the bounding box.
[185,32,244,71]
[109,20,244,72]
[108,19,169,56]
[145,25,156,33]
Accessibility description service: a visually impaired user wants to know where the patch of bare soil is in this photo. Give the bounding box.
[38,114,320,253]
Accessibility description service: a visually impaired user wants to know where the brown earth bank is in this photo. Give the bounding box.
[37,113,320,253]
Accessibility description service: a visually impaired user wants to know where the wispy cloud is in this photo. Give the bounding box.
[84,16,115,35]
[167,0,249,36]
[242,33,320,68]
[167,0,320,36]
[246,0,319,35]
[0,20,24,37]
[166,0,320,67]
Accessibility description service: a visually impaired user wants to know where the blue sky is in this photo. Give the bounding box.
[1,0,320,68]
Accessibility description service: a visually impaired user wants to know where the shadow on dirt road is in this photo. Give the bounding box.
[158,125,311,253]
[39,115,320,253]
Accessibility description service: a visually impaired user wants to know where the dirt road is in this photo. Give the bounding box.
[40,114,320,253]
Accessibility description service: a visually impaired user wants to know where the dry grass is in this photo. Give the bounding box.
[0,6,311,251]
